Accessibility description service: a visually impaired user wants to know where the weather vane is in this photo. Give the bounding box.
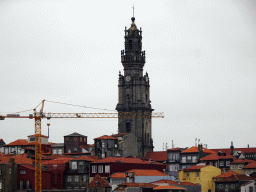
[132,4,135,17]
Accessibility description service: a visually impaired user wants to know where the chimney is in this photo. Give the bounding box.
[248,144,249,148]
[198,144,203,158]
[230,141,234,155]
[126,176,130,183]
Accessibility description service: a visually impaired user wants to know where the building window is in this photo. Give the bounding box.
[196,172,200,177]
[65,137,69,141]
[84,137,86,142]
[52,149,57,154]
[231,184,235,189]
[68,149,71,153]
[105,165,110,173]
[98,165,103,173]
[249,186,253,192]
[0,169,2,175]
[78,162,84,170]
[182,156,186,163]
[9,168,11,174]
[226,161,230,166]
[187,156,191,160]
[92,166,97,173]
[74,148,77,152]
[0,181,2,190]
[175,165,179,171]
[71,161,77,170]
[20,180,24,189]
[75,175,79,182]
[126,122,131,132]
[82,175,86,182]
[170,165,173,171]
[74,137,77,141]
[238,164,243,169]
[58,149,62,154]
[186,172,190,178]
[220,161,224,166]
[20,170,26,174]
[230,165,235,170]
[67,176,72,182]
[80,137,82,142]
[219,184,223,189]
[26,180,30,189]
[192,156,197,163]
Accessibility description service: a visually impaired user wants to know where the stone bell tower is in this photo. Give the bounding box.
[116,17,153,156]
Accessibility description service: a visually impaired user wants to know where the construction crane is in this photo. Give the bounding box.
[0,100,164,192]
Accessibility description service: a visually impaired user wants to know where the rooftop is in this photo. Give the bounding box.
[5,139,29,146]
[64,132,87,137]
[181,146,215,154]
[210,147,256,154]
[200,153,237,161]
[243,162,256,169]
[27,134,48,138]
[154,185,187,190]
[183,165,210,172]
[151,180,179,185]
[126,169,167,176]
[110,172,127,178]
[88,174,110,188]
[94,135,118,140]
[145,151,167,162]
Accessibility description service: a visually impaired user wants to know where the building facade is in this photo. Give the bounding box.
[116,17,153,156]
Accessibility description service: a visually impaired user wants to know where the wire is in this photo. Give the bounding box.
[45,100,116,112]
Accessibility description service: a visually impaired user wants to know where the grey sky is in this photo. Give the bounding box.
[0,0,256,151]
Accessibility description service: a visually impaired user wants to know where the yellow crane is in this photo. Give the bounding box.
[0,100,164,192]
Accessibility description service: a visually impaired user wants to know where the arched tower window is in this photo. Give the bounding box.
[128,40,133,49]
[126,122,131,132]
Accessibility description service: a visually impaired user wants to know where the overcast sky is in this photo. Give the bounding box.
[0,0,256,151]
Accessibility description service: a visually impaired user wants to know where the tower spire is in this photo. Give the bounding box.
[132,4,135,17]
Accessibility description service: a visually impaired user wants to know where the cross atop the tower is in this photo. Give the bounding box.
[132,4,135,17]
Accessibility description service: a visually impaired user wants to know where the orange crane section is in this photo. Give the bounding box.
[0,100,164,192]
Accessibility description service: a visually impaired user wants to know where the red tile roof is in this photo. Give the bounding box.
[110,172,127,178]
[243,162,256,169]
[241,181,254,186]
[183,165,210,172]
[88,174,110,188]
[167,148,184,152]
[145,151,167,162]
[200,153,237,161]
[230,159,255,164]
[92,156,162,164]
[214,171,238,178]
[0,153,4,157]
[27,134,48,138]
[210,148,256,154]
[214,174,255,182]
[76,156,101,162]
[42,157,75,165]
[181,146,215,154]
[126,169,167,176]
[0,156,33,164]
[5,139,29,146]
[112,133,130,137]
[180,182,199,186]
[94,135,118,140]
[151,180,179,185]
[154,185,186,190]
[117,183,157,188]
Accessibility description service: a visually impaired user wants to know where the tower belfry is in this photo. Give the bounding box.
[116,17,153,156]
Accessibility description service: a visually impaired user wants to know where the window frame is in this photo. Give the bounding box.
[238,164,243,169]
[105,165,110,173]
[9,167,11,174]
[226,161,230,166]
[20,170,26,174]
[98,165,103,173]
[187,156,191,160]
[67,176,72,182]
[20,180,24,189]
[26,180,30,189]
[74,175,79,182]
[230,165,235,170]
[220,161,224,166]
[182,156,186,163]
[192,156,197,163]
[92,165,97,173]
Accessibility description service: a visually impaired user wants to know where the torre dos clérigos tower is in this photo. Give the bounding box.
[116,17,153,156]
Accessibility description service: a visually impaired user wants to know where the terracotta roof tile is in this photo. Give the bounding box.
[145,151,167,162]
[151,180,179,185]
[110,172,127,178]
[167,148,184,152]
[42,157,75,165]
[112,133,130,137]
[5,139,29,146]
[210,148,256,154]
[117,183,157,188]
[243,162,256,169]
[88,174,110,188]
[76,156,101,161]
[214,174,255,182]
[94,135,118,140]
[154,185,186,190]
[241,181,254,186]
[180,182,199,186]
[230,159,255,164]
[126,169,167,176]
[181,146,215,154]
[213,171,238,178]
[183,165,210,172]
[27,134,48,138]
[200,154,237,161]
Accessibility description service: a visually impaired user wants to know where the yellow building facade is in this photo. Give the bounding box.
[179,165,221,192]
